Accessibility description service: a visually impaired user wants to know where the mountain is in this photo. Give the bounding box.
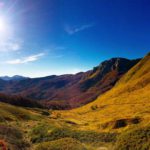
[0,53,149,150]
[62,53,150,130]
[0,75,29,81]
[0,57,140,109]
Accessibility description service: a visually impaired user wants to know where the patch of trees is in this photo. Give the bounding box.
[0,93,43,108]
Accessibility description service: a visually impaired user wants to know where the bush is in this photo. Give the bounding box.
[30,123,51,143]
[114,126,150,150]
[91,105,98,110]
[0,125,30,150]
[41,110,50,116]
[30,124,117,144]
[35,138,87,150]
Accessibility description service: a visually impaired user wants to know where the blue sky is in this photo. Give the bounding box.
[0,0,150,77]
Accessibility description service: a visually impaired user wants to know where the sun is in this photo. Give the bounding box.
[0,16,12,40]
[0,17,7,32]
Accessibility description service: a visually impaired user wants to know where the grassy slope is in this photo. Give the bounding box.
[0,102,43,122]
[0,102,46,150]
[35,138,87,150]
[0,102,113,150]
[57,53,150,131]
[0,101,117,149]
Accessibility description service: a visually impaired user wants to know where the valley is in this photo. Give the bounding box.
[0,53,150,150]
[0,0,149,149]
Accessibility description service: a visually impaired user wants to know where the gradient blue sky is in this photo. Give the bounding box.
[0,0,150,77]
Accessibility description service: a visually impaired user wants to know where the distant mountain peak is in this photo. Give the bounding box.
[0,75,29,81]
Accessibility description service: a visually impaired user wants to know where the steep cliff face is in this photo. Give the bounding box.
[0,57,140,109]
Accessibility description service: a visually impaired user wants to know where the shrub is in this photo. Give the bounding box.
[91,105,98,110]
[35,137,87,150]
[0,125,30,150]
[30,125,117,144]
[114,126,150,150]
[30,123,50,143]
[41,110,50,116]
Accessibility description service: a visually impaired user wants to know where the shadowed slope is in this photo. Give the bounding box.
[0,93,43,108]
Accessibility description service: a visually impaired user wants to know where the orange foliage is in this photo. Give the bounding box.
[0,140,7,150]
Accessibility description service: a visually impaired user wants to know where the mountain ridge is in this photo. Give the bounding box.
[0,57,140,109]
[61,52,150,130]
[0,75,29,81]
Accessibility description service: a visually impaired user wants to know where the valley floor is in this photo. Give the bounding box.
[0,103,116,150]
[0,101,150,150]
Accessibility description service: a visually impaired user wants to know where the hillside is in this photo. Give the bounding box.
[0,101,117,150]
[0,102,49,150]
[58,53,150,131]
[0,93,43,108]
[0,53,149,150]
[0,58,140,109]
[0,102,42,122]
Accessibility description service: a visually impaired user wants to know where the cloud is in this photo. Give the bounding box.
[64,23,95,35]
[6,53,45,65]
[0,39,22,52]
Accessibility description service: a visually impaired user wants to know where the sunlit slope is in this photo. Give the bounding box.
[0,102,42,121]
[117,52,150,85]
[59,53,150,130]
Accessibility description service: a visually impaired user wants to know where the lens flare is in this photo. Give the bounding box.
[0,16,12,41]
[0,17,7,32]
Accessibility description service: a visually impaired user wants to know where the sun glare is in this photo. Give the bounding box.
[0,17,7,32]
[0,16,12,40]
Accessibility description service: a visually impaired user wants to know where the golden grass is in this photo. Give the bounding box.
[56,53,150,131]
[0,53,149,149]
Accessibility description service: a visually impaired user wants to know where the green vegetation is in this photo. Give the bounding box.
[0,124,30,150]
[41,110,51,116]
[115,126,150,150]
[0,102,41,122]
[35,138,87,150]
[30,123,52,143]
[48,127,117,143]
[30,123,117,144]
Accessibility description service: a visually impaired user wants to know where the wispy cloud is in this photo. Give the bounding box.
[6,53,45,65]
[64,23,95,35]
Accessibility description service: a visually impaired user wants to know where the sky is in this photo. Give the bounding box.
[0,0,150,77]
